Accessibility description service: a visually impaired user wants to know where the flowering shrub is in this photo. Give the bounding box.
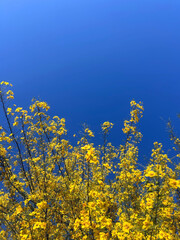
[0,82,179,239]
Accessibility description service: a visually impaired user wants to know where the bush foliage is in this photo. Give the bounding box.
[0,82,180,240]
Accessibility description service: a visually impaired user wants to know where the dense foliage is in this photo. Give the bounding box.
[0,82,180,240]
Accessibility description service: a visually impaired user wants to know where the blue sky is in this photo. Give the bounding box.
[0,0,180,166]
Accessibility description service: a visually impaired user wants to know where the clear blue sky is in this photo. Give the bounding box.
[0,0,180,165]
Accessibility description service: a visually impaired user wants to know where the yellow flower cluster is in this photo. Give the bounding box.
[0,84,179,240]
[85,128,94,137]
[29,100,50,112]
[0,81,13,86]
[122,100,143,142]
[101,121,113,133]
[82,144,99,164]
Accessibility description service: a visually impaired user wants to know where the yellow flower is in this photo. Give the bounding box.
[158,230,166,239]
[82,236,88,240]
[13,121,18,127]
[15,107,23,113]
[122,221,132,233]
[0,145,7,157]
[103,163,111,169]
[33,222,46,230]
[88,202,96,209]
[101,121,113,133]
[142,216,153,230]
[37,200,48,209]
[85,128,94,137]
[99,232,108,240]
[13,160,18,166]
[74,218,81,231]
[7,108,12,114]
[130,100,136,107]
[16,206,23,214]
[6,90,14,99]
[7,95,14,99]
[1,81,10,85]
[145,170,157,178]
[169,178,180,189]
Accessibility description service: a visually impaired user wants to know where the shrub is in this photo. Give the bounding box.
[0,82,179,239]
